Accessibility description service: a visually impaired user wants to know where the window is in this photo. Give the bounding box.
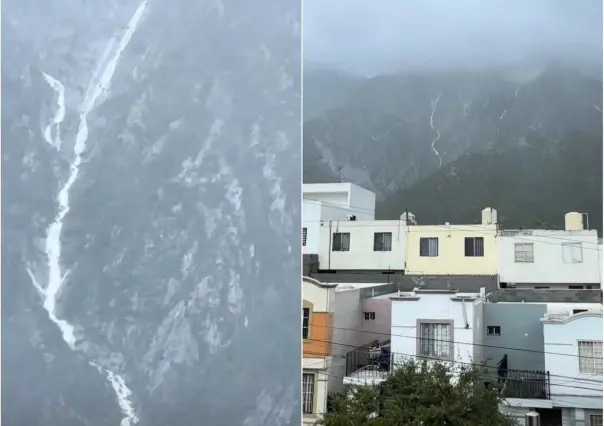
[535,286,550,289]
[332,232,350,251]
[569,285,584,290]
[514,243,534,263]
[418,320,453,360]
[464,237,484,257]
[590,414,603,426]
[302,373,315,414]
[302,307,310,340]
[302,228,307,246]
[578,340,603,374]
[487,326,501,336]
[363,312,376,320]
[573,309,589,314]
[562,242,583,263]
[373,232,392,251]
[419,237,439,257]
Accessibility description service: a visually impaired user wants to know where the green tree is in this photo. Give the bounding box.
[320,359,516,426]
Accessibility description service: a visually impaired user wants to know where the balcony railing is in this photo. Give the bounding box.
[345,348,550,399]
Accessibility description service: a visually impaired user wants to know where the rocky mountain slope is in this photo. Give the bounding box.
[303,64,602,231]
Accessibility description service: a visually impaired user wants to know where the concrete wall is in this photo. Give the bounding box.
[499,230,601,285]
[330,288,362,392]
[318,220,406,270]
[349,184,376,218]
[405,224,498,275]
[303,200,348,254]
[481,303,547,371]
[543,314,603,409]
[390,292,478,365]
[360,297,392,346]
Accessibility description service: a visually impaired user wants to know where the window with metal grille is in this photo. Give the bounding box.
[418,322,452,359]
[487,326,501,336]
[373,232,392,251]
[363,312,376,320]
[302,308,310,340]
[302,373,315,414]
[590,414,603,426]
[419,237,439,257]
[302,227,307,246]
[578,340,603,374]
[332,232,350,251]
[464,237,484,257]
[514,243,534,262]
[562,242,584,263]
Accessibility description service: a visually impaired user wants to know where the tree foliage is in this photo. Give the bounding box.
[320,359,516,426]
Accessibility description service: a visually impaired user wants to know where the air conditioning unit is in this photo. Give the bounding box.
[346,214,357,221]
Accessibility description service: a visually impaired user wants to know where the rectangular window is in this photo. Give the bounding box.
[578,340,603,374]
[569,285,584,290]
[302,227,307,246]
[373,232,392,251]
[562,242,584,263]
[535,286,550,289]
[487,326,501,336]
[419,237,439,257]
[418,321,452,360]
[464,237,484,257]
[363,312,376,321]
[302,308,310,340]
[332,232,350,252]
[302,373,315,414]
[590,414,603,426]
[514,243,534,263]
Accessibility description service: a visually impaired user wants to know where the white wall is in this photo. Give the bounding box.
[390,292,479,366]
[543,314,603,409]
[349,184,376,219]
[303,201,347,254]
[499,230,601,284]
[318,220,406,270]
[329,288,363,392]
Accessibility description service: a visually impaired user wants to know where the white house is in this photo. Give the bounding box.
[498,212,602,289]
[390,289,482,367]
[541,309,603,425]
[317,220,407,271]
[303,183,376,255]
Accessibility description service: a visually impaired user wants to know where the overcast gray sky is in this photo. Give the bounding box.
[304,0,602,76]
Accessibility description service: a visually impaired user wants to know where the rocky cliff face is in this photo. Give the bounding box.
[303,64,602,231]
[3,1,301,425]
[304,64,602,196]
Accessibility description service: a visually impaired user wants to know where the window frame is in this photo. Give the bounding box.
[514,242,534,263]
[302,227,307,246]
[416,319,454,361]
[373,232,393,252]
[302,301,313,341]
[464,237,485,257]
[332,232,351,252]
[562,242,584,264]
[578,340,603,374]
[589,413,603,426]
[302,372,316,414]
[363,312,376,321]
[419,237,439,257]
[487,325,501,336]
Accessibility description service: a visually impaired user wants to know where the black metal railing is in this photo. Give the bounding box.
[484,368,550,399]
[345,347,392,376]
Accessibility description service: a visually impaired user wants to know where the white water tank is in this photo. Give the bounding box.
[565,212,584,231]
[400,212,417,225]
[481,207,498,225]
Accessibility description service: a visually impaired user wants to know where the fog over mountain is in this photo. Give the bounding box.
[3,0,301,425]
[303,0,602,232]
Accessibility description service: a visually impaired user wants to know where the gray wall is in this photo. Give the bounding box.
[482,303,547,371]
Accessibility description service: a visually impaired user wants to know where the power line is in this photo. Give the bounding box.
[303,198,601,248]
[303,347,602,394]
[309,322,604,360]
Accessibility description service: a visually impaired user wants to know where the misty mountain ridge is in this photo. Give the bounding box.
[303,62,602,232]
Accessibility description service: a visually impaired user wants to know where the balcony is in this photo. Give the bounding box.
[344,345,391,386]
[483,368,551,400]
